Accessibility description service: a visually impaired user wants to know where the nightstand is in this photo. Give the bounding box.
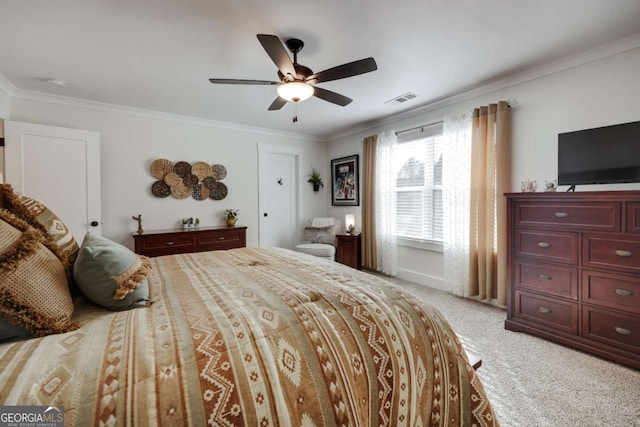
[336,233,361,269]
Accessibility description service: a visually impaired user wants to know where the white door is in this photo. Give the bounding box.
[5,121,102,242]
[258,144,302,248]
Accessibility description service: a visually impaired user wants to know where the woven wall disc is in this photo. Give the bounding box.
[192,162,212,181]
[183,174,199,188]
[209,182,228,200]
[192,184,210,201]
[211,164,227,180]
[171,182,191,199]
[150,159,173,180]
[173,161,192,178]
[163,172,181,187]
[151,180,171,198]
[202,176,217,190]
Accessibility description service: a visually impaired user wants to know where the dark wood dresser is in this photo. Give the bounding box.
[506,191,640,369]
[133,226,246,257]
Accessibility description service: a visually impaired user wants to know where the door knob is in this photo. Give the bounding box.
[90,221,99,227]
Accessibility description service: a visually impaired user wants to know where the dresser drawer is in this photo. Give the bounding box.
[582,270,640,315]
[582,306,640,353]
[626,202,640,234]
[197,229,245,251]
[514,290,578,334]
[137,236,195,256]
[583,234,640,273]
[515,202,620,231]
[514,261,578,299]
[515,230,578,264]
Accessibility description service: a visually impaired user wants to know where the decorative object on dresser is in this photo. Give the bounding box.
[337,233,361,269]
[131,214,143,234]
[224,209,239,227]
[133,226,246,257]
[149,159,228,201]
[505,191,640,369]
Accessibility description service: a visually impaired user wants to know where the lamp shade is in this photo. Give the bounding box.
[345,214,355,233]
[277,82,314,102]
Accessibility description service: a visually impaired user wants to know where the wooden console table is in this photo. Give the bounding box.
[133,226,246,257]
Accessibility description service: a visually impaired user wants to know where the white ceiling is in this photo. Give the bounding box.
[1,0,640,139]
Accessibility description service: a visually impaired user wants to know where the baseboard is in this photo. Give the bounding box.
[397,268,447,292]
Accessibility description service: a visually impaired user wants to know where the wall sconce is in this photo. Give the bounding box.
[345,214,355,234]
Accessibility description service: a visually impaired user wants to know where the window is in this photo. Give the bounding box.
[395,125,443,243]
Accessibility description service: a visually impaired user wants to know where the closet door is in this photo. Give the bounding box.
[5,121,101,241]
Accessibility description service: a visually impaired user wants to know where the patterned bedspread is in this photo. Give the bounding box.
[0,247,497,426]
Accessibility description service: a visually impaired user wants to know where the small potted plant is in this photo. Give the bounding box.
[307,167,324,192]
[195,217,200,227]
[224,209,239,227]
[182,218,188,229]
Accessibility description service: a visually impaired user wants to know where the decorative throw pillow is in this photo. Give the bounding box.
[0,317,29,341]
[73,233,152,311]
[0,184,79,277]
[0,209,78,338]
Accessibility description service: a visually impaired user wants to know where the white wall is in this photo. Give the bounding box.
[8,97,328,249]
[327,47,640,287]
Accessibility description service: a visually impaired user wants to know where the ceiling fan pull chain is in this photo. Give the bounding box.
[293,103,298,123]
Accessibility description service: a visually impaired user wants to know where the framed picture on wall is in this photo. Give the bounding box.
[331,154,359,206]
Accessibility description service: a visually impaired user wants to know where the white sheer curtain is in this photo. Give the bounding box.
[442,111,473,296]
[375,131,398,276]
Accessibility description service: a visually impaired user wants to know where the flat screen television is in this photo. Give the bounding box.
[557,120,640,187]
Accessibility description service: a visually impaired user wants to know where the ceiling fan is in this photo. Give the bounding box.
[209,34,377,112]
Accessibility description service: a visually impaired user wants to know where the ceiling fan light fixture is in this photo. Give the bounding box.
[277,82,314,102]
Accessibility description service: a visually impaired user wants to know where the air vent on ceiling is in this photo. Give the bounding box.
[385,92,419,106]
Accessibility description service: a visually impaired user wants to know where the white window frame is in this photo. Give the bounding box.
[394,124,444,249]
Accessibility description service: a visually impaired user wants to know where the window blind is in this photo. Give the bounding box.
[395,126,443,242]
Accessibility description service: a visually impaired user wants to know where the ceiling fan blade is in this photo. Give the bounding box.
[257,34,296,78]
[308,57,377,84]
[313,87,352,107]
[209,78,279,85]
[268,97,288,111]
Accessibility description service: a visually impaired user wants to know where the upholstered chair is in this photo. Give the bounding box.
[293,218,340,261]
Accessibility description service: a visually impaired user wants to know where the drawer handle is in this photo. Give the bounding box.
[538,242,551,248]
[166,241,175,246]
[538,306,551,314]
[218,237,225,241]
[615,289,633,297]
[554,212,568,218]
[615,327,632,336]
[615,250,632,257]
[537,274,552,281]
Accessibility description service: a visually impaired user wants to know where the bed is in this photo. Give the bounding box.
[0,245,497,426]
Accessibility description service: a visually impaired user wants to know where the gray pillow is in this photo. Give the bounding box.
[73,233,151,311]
[0,316,29,341]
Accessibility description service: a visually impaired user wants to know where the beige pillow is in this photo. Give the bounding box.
[0,184,78,272]
[0,209,78,337]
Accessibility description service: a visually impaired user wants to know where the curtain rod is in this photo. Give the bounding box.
[394,99,518,136]
[395,120,443,136]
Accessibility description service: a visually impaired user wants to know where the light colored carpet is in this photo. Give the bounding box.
[374,273,640,427]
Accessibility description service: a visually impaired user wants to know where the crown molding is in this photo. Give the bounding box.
[10,88,318,141]
[0,73,16,98]
[329,32,640,142]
